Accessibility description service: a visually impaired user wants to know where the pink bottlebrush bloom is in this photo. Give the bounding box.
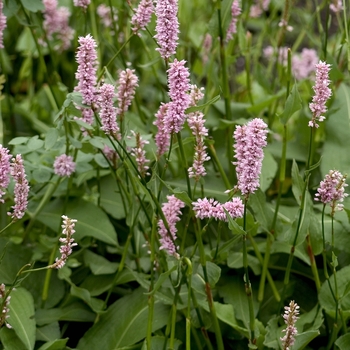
[0,284,11,329]
[315,170,348,215]
[73,0,90,10]
[192,197,244,221]
[226,0,241,43]
[54,154,76,177]
[103,145,118,166]
[50,215,78,269]
[0,145,11,203]
[131,0,154,35]
[154,103,171,157]
[189,85,205,107]
[43,0,74,50]
[330,0,343,13]
[280,300,299,350]
[263,45,289,66]
[130,131,150,178]
[8,155,30,220]
[75,34,98,105]
[292,48,319,80]
[99,84,120,137]
[0,0,6,49]
[233,118,268,195]
[250,0,270,18]
[158,195,185,258]
[202,33,212,64]
[116,68,139,117]
[97,4,118,29]
[309,61,332,128]
[165,59,191,134]
[154,0,179,59]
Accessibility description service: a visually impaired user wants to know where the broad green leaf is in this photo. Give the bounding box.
[89,137,105,150]
[37,338,69,350]
[292,330,319,349]
[8,136,29,145]
[225,209,246,235]
[141,336,182,350]
[78,288,170,349]
[291,160,305,206]
[21,0,44,12]
[205,261,221,288]
[145,264,177,296]
[279,84,302,125]
[260,151,278,193]
[32,168,52,183]
[249,188,274,233]
[84,250,118,275]
[227,252,261,275]
[0,327,27,350]
[335,333,350,350]
[263,316,279,349]
[321,84,350,175]
[36,322,60,342]
[7,288,36,350]
[36,198,118,246]
[36,303,95,326]
[27,135,44,151]
[70,284,105,313]
[44,128,59,150]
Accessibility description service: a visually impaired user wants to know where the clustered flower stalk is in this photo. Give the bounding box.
[281,300,299,350]
[8,155,30,220]
[54,154,76,177]
[0,144,11,203]
[73,0,90,10]
[131,0,154,35]
[50,215,78,269]
[157,195,185,259]
[0,284,11,329]
[154,103,170,157]
[130,131,150,178]
[226,0,241,43]
[0,0,6,49]
[308,61,332,128]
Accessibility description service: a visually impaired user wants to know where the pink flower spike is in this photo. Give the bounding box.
[99,83,120,137]
[154,103,171,157]
[97,5,118,29]
[73,0,90,10]
[330,0,343,13]
[51,215,78,269]
[226,0,241,43]
[0,284,11,329]
[131,0,154,35]
[308,61,332,128]
[0,0,7,49]
[130,131,150,178]
[280,300,299,350]
[165,59,191,134]
[8,155,30,220]
[116,68,139,117]
[54,154,76,177]
[0,145,11,203]
[75,34,98,105]
[158,195,185,258]
[154,0,179,59]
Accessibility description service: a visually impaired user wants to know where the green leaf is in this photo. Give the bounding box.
[145,264,177,296]
[321,83,350,175]
[7,288,36,350]
[21,0,44,12]
[260,151,278,193]
[32,168,52,183]
[225,209,246,235]
[78,288,170,349]
[8,136,29,145]
[227,252,261,275]
[27,135,44,151]
[0,327,27,350]
[185,94,220,114]
[36,198,118,246]
[291,160,304,206]
[44,129,59,150]
[36,322,60,342]
[249,188,273,233]
[141,336,182,350]
[205,261,221,288]
[279,84,302,125]
[89,137,105,150]
[37,338,69,350]
[335,333,350,350]
[84,250,118,275]
[70,284,105,313]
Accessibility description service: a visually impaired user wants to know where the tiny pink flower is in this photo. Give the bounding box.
[250,0,270,18]
[0,145,11,203]
[131,0,154,35]
[75,34,98,105]
[97,4,118,30]
[116,68,139,117]
[158,195,185,258]
[154,103,171,157]
[129,131,150,178]
[292,48,319,80]
[309,61,332,128]
[154,0,179,59]
[0,0,6,49]
[73,0,90,10]
[281,300,299,350]
[226,0,241,42]
[202,33,212,65]
[54,154,76,177]
[0,284,11,329]
[50,215,78,269]
[330,0,343,13]
[8,155,30,220]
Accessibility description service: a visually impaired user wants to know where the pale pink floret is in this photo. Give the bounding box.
[54,154,76,177]
[116,69,139,117]
[97,4,118,29]
[280,300,299,350]
[130,131,150,178]
[99,83,120,137]
[192,197,244,221]
[154,0,179,59]
[75,34,98,105]
[131,0,154,35]
[8,155,30,220]
[165,59,191,134]
[233,118,268,195]
[0,283,11,329]
[250,0,270,18]
[50,215,78,269]
[226,0,241,42]
[73,0,90,10]
[158,195,185,258]
[154,103,171,157]
[315,170,348,214]
[292,49,319,80]
[0,1,6,49]
[330,0,343,13]
[0,145,11,203]
[309,61,332,128]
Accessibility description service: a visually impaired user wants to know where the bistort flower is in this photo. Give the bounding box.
[99,83,119,137]
[226,0,241,42]
[154,102,171,157]
[0,0,6,49]
[0,145,11,203]
[116,68,138,118]
[0,284,11,329]
[281,300,299,350]
[54,154,76,177]
[131,0,154,35]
